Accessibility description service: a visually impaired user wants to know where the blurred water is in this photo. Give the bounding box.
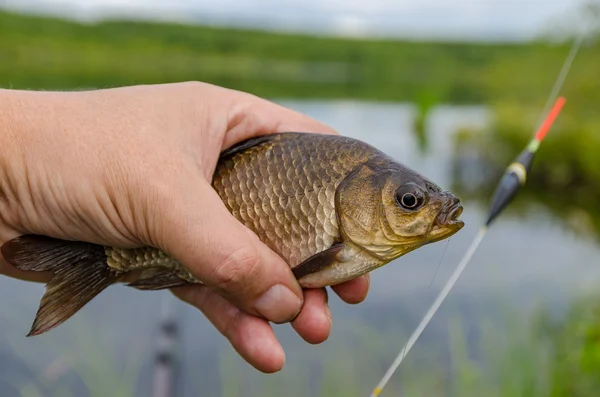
[1,100,600,396]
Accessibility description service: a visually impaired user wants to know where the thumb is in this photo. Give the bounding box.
[155,176,304,324]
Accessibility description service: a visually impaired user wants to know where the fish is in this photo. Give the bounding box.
[0,132,465,337]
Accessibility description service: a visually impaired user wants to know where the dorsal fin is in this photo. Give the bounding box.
[219,134,283,161]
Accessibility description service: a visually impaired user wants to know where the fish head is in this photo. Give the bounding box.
[336,160,464,262]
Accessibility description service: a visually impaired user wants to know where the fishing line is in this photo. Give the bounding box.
[534,27,586,132]
[369,228,487,397]
[428,238,451,291]
[368,23,587,397]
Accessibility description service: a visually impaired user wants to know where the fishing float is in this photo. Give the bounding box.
[368,23,588,397]
[485,96,566,226]
[368,96,567,397]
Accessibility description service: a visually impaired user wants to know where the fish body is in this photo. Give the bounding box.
[1,132,464,336]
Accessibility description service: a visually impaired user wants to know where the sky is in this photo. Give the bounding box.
[0,0,594,41]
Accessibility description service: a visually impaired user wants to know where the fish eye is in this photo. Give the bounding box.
[395,183,425,210]
[401,193,418,208]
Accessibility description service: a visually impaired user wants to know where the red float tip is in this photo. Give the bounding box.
[535,96,566,142]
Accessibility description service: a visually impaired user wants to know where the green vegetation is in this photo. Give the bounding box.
[445,2,600,239]
[7,297,600,397]
[534,294,600,397]
[442,6,600,394]
[0,9,594,107]
[1,310,149,397]
[2,5,600,396]
[450,35,600,239]
[213,296,600,397]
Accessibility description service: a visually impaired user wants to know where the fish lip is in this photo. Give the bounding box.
[435,200,464,228]
[448,204,464,223]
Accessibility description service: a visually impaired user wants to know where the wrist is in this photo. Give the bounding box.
[0,89,40,242]
[0,91,19,238]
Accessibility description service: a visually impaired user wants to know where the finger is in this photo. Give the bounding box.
[221,90,339,150]
[156,177,303,325]
[291,288,331,344]
[173,285,285,373]
[331,275,370,305]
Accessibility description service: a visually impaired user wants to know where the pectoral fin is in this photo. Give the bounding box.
[292,243,344,279]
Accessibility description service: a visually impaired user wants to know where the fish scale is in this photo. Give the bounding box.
[212,134,375,269]
[1,132,465,337]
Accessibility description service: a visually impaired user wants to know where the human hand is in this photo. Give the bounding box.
[0,82,370,373]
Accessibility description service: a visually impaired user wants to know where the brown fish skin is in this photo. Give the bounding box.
[1,132,464,336]
[213,133,463,287]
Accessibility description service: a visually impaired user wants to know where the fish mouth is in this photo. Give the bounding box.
[435,199,465,230]
[426,201,464,244]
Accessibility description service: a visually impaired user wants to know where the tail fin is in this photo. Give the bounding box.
[1,235,117,336]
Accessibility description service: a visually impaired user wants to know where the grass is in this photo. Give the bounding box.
[1,4,600,396]
[2,273,600,396]
[1,315,148,397]
[0,9,597,105]
[212,296,600,397]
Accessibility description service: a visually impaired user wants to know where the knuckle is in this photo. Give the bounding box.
[211,245,261,292]
[222,309,244,341]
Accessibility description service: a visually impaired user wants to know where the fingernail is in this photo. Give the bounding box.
[255,284,302,324]
[324,304,332,325]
